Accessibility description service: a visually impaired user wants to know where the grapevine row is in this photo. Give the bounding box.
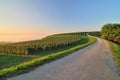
[0,34,82,55]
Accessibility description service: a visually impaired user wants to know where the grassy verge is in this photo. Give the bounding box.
[0,54,36,70]
[107,41,120,70]
[0,37,96,79]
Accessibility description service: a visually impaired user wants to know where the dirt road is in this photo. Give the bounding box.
[8,38,120,80]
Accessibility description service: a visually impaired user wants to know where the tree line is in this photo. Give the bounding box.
[88,31,100,37]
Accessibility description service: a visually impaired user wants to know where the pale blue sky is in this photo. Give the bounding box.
[0,0,120,41]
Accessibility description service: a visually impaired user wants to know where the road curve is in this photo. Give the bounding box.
[8,38,120,80]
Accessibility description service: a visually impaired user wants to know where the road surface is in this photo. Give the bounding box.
[8,38,120,80]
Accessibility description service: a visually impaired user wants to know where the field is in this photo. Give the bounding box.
[0,33,96,79]
[0,34,85,70]
[0,34,82,55]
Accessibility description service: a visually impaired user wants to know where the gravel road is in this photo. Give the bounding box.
[8,38,120,80]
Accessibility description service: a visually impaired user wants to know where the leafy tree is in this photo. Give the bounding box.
[101,23,120,44]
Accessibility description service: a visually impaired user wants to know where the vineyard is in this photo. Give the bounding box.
[101,23,120,44]
[0,34,82,55]
[0,33,96,79]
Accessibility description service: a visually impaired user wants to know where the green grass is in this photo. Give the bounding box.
[0,54,36,70]
[0,37,96,79]
[107,41,120,70]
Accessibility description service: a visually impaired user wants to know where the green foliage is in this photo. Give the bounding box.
[101,23,120,44]
[0,37,96,79]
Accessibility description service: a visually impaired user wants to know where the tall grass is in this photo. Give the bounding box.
[107,41,120,70]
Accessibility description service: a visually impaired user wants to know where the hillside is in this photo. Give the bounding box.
[0,34,82,55]
[0,33,96,79]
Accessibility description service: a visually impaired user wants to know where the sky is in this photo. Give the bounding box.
[0,0,120,41]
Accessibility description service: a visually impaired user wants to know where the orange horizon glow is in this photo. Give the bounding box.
[0,25,59,42]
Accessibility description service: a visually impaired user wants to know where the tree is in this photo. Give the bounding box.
[101,23,120,44]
